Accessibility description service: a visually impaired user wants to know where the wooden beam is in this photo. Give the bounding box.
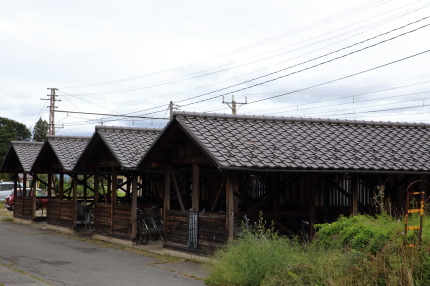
[164,170,171,224]
[171,171,185,211]
[47,172,52,218]
[31,173,36,220]
[111,167,118,234]
[59,172,64,224]
[332,181,365,208]
[210,180,225,212]
[131,175,138,239]
[96,161,120,168]
[192,163,200,211]
[83,174,87,200]
[72,177,78,227]
[94,173,99,204]
[22,173,26,217]
[13,174,18,218]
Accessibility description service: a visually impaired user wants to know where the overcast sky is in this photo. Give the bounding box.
[1,0,429,136]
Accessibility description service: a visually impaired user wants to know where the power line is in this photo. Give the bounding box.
[247,49,430,105]
[59,0,394,90]
[172,19,430,108]
[60,5,430,100]
[55,110,168,120]
[56,11,430,122]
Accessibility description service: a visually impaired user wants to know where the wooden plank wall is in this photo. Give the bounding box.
[95,204,111,235]
[47,200,60,224]
[14,198,24,218]
[60,200,74,227]
[164,210,227,254]
[46,200,74,227]
[95,204,132,238]
[23,197,34,220]
[113,205,131,237]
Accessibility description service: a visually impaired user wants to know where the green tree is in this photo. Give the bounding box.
[32,117,48,142]
[0,117,31,166]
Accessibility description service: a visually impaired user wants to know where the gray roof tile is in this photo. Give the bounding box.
[96,126,162,169]
[45,136,90,171]
[3,141,43,172]
[174,112,430,172]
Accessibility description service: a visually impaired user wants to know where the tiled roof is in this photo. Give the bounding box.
[96,126,162,169]
[3,141,43,172]
[173,112,430,172]
[44,135,90,171]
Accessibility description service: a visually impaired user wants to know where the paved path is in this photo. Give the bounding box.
[0,216,207,286]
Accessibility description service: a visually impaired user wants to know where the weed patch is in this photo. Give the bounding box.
[206,214,430,286]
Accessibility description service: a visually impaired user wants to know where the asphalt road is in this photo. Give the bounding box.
[0,216,206,286]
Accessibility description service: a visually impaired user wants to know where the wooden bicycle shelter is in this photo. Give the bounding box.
[31,135,91,233]
[73,125,162,245]
[0,141,44,223]
[139,112,430,255]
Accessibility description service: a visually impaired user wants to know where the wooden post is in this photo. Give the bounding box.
[350,175,358,216]
[72,176,78,227]
[131,175,138,239]
[83,174,87,200]
[164,170,171,232]
[94,173,99,204]
[31,174,37,220]
[226,173,237,239]
[126,176,131,204]
[47,172,52,218]
[13,174,18,218]
[59,172,64,224]
[22,173,27,218]
[111,167,118,234]
[192,163,200,211]
[171,170,185,211]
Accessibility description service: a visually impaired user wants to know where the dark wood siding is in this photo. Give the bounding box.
[164,210,227,254]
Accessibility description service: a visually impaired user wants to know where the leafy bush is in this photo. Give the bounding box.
[315,214,397,254]
[206,213,430,286]
[205,212,296,286]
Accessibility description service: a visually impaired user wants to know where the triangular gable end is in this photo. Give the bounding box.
[32,136,90,173]
[0,142,43,173]
[139,118,221,170]
[73,131,117,172]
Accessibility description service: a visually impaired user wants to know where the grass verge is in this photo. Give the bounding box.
[205,213,430,286]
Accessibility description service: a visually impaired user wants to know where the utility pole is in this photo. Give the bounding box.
[222,95,247,115]
[41,88,60,135]
[169,101,179,120]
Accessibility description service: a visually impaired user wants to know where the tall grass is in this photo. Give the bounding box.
[205,213,430,286]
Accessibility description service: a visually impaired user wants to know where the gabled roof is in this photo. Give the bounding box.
[0,141,43,173]
[32,135,90,172]
[141,112,430,173]
[75,125,162,171]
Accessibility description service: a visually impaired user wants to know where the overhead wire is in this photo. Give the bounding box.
[60,1,430,99]
[59,0,393,90]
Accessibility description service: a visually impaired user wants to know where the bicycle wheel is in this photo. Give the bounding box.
[85,211,94,230]
[158,220,164,241]
[146,217,157,241]
[137,220,149,245]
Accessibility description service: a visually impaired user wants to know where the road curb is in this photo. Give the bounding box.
[0,265,50,286]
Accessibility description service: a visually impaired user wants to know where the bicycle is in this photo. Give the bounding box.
[83,204,94,230]
[145,206,164,241]
[78,200,94,230]
[137,208,149,245]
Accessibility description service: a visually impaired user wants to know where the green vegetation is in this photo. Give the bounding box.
[32,117,48,142]
[205,213,430,286]
[0,117,31,177]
